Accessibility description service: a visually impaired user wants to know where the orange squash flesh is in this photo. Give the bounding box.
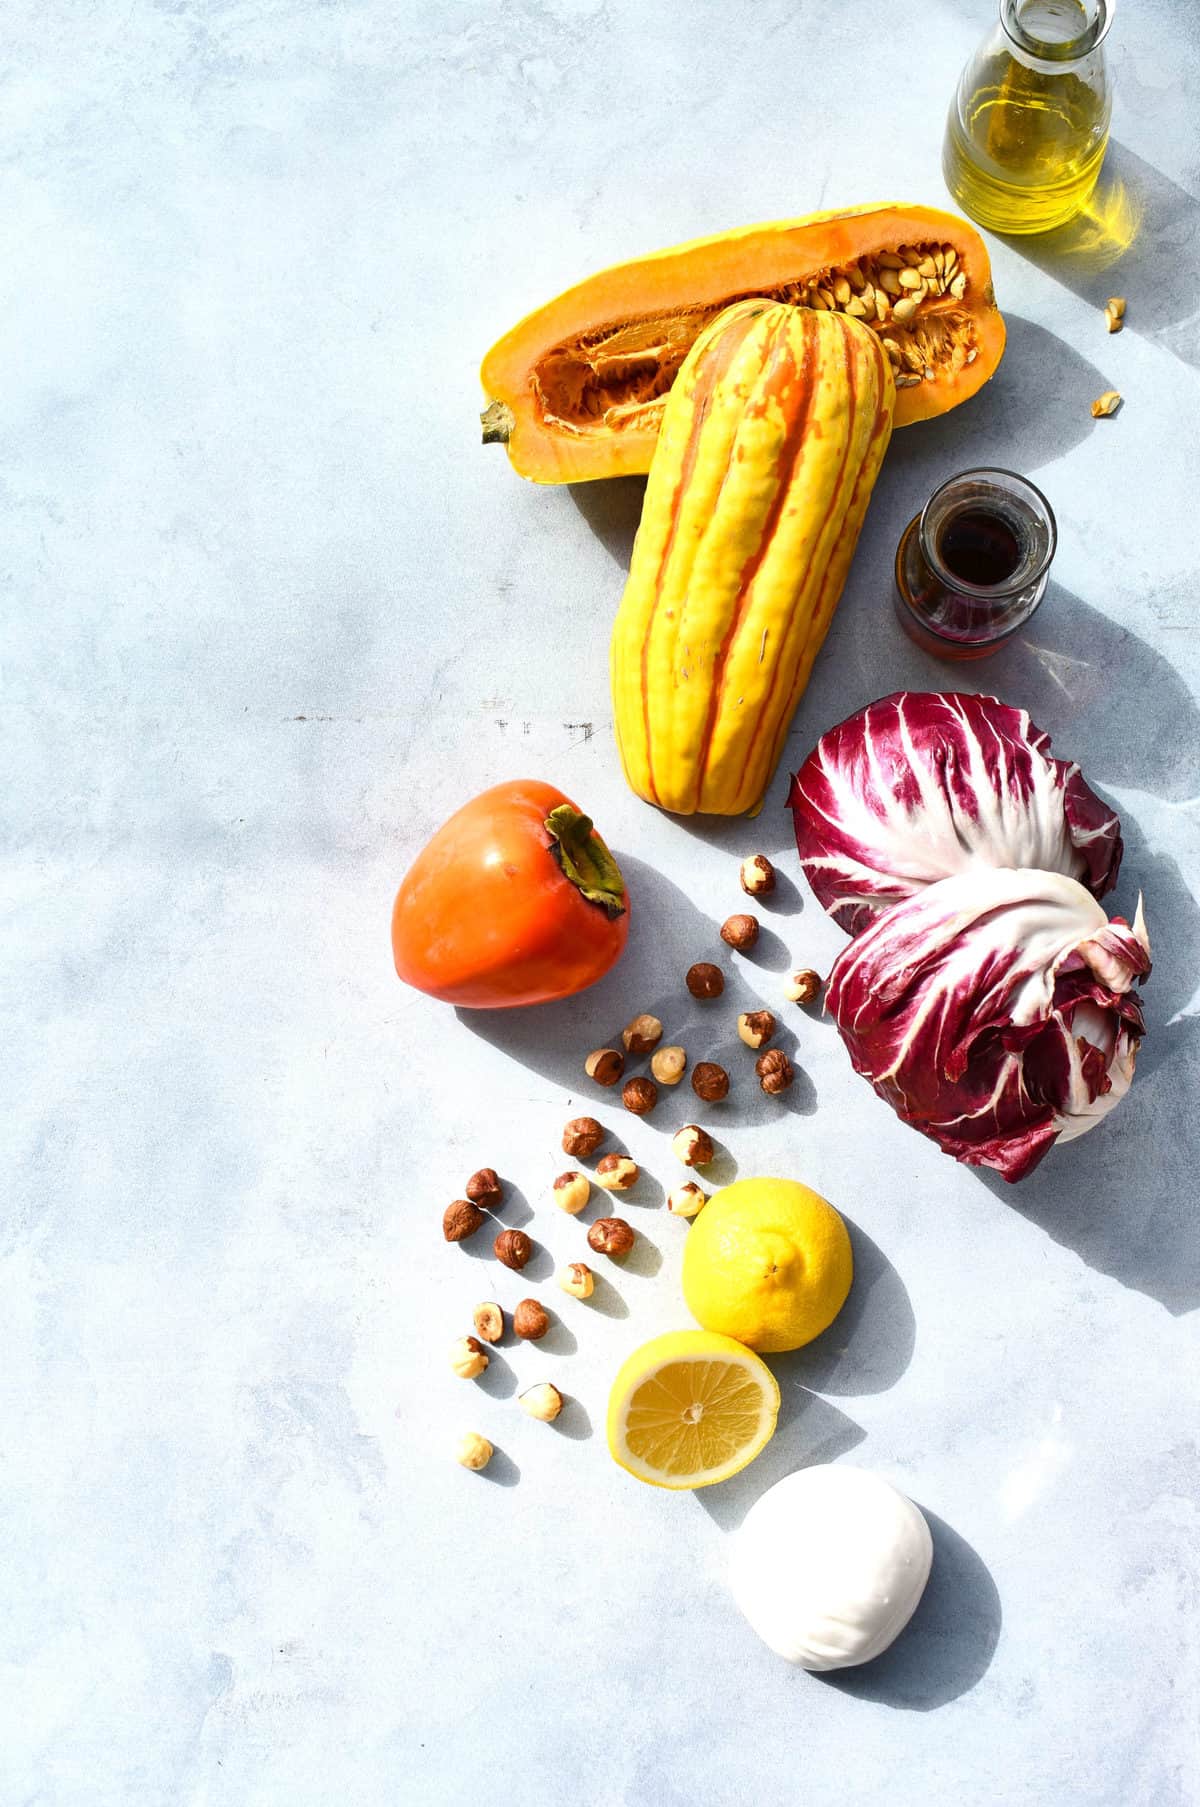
[481,203,1005,484]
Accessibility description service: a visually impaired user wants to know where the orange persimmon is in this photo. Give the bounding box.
[391,780,629,1008]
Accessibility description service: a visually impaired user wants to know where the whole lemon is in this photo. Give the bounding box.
[681,1176,852,1352]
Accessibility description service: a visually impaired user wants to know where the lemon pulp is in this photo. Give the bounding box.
[607,1330,780,1489]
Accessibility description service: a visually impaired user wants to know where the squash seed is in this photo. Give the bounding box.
[917,256,937,278]
[833,276,852,305]
[894,373,921,387]
[845,295,869,318]
[965,348,978,363]
[878,268,902,296]
[898,269,924,291]
[1091,389,1122,417]
[891,295,920,323]
[846,262,867,292]
[881,338,902,364]
[949,272,967,300]
[877,250,905,270]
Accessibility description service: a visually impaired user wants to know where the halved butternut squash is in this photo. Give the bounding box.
[480,203,1004,484]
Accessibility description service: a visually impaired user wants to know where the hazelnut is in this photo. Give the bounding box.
[622,1013,664,1055]
[513,1298,551,1341]
[622,1076,659,1116]
[650,1044,687,1086]
[738,1009,777,1050]
[691,1061,730,1102]
[450,1335,489,1379]
[756,1048,795,1094]
[585,1046,625,1087]
[739,854,777,897]
[595,1153,639,1192]
[686,961,725,999]
[494,1228,534,1271]
[472,1301,504,1344]
[721,913,760,952]
[668,1181,707,1218]
[519,1382,564,1422]
[465,1167,502,1207]
[443,1198,485,1243]
[588,1216,636,1257]
[672,1123,715,1168]
[558,1261,595,1299]
[784,967,822,1005]
[551,1169,591,1215]
[455,1431,494,1471]
[562,1116,605,1158]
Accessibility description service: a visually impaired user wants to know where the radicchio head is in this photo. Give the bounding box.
[826,867,1150,1183]
[788,692,1122,937]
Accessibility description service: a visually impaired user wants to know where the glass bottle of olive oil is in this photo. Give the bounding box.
[943,0,1113,235]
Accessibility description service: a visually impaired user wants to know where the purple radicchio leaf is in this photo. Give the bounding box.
[788,691,1123,937]
[826,868,1150,1183]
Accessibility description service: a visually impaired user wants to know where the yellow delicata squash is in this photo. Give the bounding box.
[611,299,895,816]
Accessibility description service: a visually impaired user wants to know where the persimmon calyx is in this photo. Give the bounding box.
[544,805,626,919]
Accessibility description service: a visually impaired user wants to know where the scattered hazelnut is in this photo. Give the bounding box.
[668,1181,707,1218]
[455,1431,494,1471]
[494,1227,534,1271]
[672,1123,715,1167]
[464,1167,502,1207]
[784,967,822,1006]
[513,1298,551,1341]
[558,1261,595,1299]
[650,1044,688,1086]
[450,1335,489,1379]
[686,961,725,999]
[443,1198,485,1243]
[738,1009,777,1050]
[721,913,760,952]
[739,854,777,897]
[551,1169,591,1215]
[588,1216,636,1257]
[622,1013,664,1055]
[562,1116,605,1158]
[595,1153,639,1192]
[519,1382,564,1422]
[472,1301,504,1344]
[585,1047,625,1087]
[691,1061,730,1102]
[756,1048,795,1094]
[622,1076,659,1116]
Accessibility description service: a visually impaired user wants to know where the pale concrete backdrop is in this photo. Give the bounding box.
[4,2,1199,1802]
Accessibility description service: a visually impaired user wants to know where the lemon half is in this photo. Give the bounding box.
[606,1329,781,1489]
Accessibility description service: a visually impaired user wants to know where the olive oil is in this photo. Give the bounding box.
[943,0,1112,236]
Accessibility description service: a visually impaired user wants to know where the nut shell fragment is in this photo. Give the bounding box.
[1091,389,1122,418]
[520,1382,564,1422]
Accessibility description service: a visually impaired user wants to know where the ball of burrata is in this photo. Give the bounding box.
[730,1465,933,1669]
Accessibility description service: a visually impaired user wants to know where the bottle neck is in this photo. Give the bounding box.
[999,0,1113,69]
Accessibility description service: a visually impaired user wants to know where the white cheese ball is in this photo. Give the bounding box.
[730,1465,933,1670]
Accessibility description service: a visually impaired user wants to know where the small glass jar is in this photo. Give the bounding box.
[943,0,1114,235]
[894,468,1056,661]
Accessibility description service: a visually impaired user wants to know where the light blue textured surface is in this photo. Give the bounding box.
[4,3,1199,1803]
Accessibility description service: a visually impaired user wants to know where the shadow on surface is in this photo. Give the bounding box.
[693,1392,864,1534]
[773,1217,915,1398]
[819,1511,1001,1711]
[551,1394,593,1441]
[996,141,1200,369]
[569,473,647,568]
[478,1446,521,1488]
